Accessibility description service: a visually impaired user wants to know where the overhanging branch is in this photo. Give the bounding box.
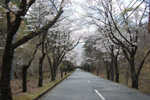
[12,7,63,49]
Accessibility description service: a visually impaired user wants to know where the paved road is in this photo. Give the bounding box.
[40,68,150,100]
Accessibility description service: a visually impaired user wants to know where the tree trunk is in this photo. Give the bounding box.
[106,65,110,80]
[65,71,67,75]
[14,71,18,79]
[0,47,14,100]
[131,76,138,89]
[130,55,139,89]
[54,68,57,78]
[51,65,57,81]
[47,55,56,81]
[22,66,28,92]
[51,70,56,81]
[60,67,63,78]
[38,54,45,87]
[111,45,114,81]
[87,65,90,72]
[131,71,138,89]
[96,69,99,76]
[22,42,42,91]
[0,4,63,99]
[114,61,119,83]
[110,65,114,81]
[61,71,63,78]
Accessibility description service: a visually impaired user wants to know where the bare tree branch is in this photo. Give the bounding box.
[137,49,150,77]
[120,0,146,25]
[49,0,59,13]
[0,2,16,15]
[12,7,63,49]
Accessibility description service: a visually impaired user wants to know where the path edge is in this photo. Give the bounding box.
[33,72,73,100]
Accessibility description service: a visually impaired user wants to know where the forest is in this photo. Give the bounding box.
[0,0,150,100]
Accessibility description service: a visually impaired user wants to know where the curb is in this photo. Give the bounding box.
[33,73,72,100]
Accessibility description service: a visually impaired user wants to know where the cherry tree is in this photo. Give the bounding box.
[0,0,64,99]
[85,0,150,89]
[46,20,80,81]
[26,0,58,88]
[83,30,122,82]
[19,0,54,92]
[65,44,84,67]
[82,36,99,72]
[94,33,122,82]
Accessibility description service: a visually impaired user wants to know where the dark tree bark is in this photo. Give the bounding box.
[125,49,150,89]
[22,66,28,92]
[22,42,42,92]
[65,71,67,75]
[13,71,18,79]
[60,67,63,78]
[38,32,47,87]
[106,65,110,80]
[0,48,14,100]
[110,45,114,81]
[38,53,46,87]
[130,53,138,89]
[114,61,119,83]
[114,47,120,83]
[0,2,63,98]
[121,48,138,88]
[47,55,55,81]
[96,69,99,76]
[51,65,57,81]
[121,47,150,89]
[94,49,111,80]
[51,71,56,81]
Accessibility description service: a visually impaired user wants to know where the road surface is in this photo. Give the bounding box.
[40,68,150,100]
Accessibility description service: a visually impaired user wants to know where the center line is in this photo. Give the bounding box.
[95,90,105,100]
[81,72,86,79]
[87,80,91,84]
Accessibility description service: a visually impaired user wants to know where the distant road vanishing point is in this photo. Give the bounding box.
[40,68,150,100]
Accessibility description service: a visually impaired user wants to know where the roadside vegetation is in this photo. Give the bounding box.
[81,0,150,94]
[0,0,150,99]
[13,73,72,100]
[0,0,77,99]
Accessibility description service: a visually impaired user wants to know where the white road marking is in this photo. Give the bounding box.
[87,80,91,84]
[95,90,106,100]
[80,72,86,79]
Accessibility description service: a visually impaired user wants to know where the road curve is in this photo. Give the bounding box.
[40,68,150,100]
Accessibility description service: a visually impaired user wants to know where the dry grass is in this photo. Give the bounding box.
[93,65,150,94]
[11,78,50,97]
[11,72,71,100]
[138,64,150,94]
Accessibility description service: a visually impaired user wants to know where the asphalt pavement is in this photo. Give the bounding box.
[40,68,150,100]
